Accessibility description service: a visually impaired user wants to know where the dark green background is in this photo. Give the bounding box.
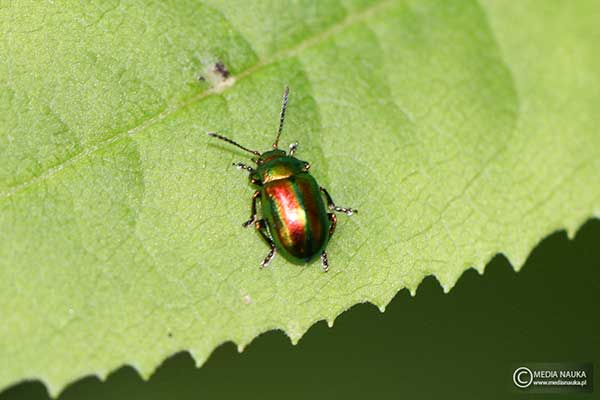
[3,219,599,400]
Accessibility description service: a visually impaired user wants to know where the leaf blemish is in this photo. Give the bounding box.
[214,61,230,79]
[197,61,236,92]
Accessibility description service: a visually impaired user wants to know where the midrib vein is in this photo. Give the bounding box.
[0,0,393,201]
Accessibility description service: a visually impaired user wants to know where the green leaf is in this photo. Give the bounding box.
[1,0,599,396]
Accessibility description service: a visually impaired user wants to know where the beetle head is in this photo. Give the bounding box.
[256,149,286,165]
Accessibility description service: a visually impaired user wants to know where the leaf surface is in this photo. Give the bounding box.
[1,0,599,395]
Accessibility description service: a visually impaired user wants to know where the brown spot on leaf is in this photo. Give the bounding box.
[214,61,230,79]
[197,61,235,91]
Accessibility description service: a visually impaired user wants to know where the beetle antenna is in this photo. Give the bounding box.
[207,132,262,156]
[273,86,289,149]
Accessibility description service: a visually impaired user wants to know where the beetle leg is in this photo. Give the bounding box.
[232,162,254,173]
[242,191,261,228]
[288,142,298,156]
[321,251,329,272]
[255,219,276,268]
[320,187,358,216]
[327,213,337,237]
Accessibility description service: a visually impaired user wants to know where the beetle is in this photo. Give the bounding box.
[208,86,357,271]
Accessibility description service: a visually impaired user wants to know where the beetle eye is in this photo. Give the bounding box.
[304,162,310,170]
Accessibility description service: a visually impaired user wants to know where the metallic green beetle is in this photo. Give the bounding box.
[208,87,357,271]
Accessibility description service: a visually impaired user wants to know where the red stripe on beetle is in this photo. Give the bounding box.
[265,181,307,251]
